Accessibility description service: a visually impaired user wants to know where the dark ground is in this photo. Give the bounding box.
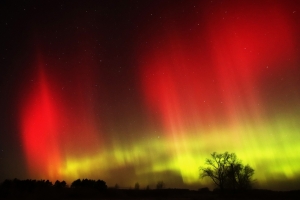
[1,187,300,200]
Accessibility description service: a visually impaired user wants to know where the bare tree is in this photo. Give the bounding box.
[200,152,254,190]
[234,164,255,189]
[156,181,164,189]
[134,182,140,190]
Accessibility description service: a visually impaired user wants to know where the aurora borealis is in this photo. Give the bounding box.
[1,0,300,190]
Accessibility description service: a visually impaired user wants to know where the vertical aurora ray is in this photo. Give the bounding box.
[137,1,300,189]
[19,52,102,181]
[15,1,300,190]
[20,58,64,180]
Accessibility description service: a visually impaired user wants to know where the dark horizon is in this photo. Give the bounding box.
[1,178,300,192]
[1,0,300,191]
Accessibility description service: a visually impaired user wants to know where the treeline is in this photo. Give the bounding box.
[1,179,300,199]
[0,178,107,191]
[70,179,107,190]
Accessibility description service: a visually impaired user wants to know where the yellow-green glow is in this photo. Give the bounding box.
[10,0,300,192]
[57,112,300,189]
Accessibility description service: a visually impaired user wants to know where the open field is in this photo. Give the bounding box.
[1,188,300,200]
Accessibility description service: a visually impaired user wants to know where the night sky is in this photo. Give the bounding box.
[1,0,300,190]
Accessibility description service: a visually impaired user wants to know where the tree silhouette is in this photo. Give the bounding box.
[54,180,67,188]
[200,152,254,190]
[228,163,254,189]
[0,179,54,192]
[156,181,164,189]
[134,182,140,190]
[70,179,107,190]
[95,179,107,190]
[71,179,82,188]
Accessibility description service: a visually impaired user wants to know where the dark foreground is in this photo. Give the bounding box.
[1,188,300,200]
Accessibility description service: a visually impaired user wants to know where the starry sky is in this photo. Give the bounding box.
[1,0,300,190]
